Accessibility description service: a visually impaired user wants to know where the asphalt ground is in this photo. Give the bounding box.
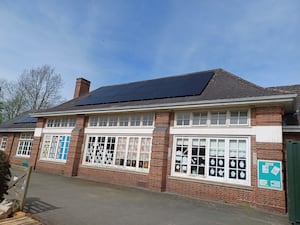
[24,171,289,225]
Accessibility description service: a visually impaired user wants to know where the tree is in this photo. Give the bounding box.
[0,151,11,202]
[1,65,63,121]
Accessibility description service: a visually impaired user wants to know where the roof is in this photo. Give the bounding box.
[0,112,37,132]
[33,69,296,116]
[268,84,300,126]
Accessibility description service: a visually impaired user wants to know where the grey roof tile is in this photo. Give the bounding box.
[35,69,290,115]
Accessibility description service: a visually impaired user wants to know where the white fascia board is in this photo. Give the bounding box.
[0,128,35,133]
[283,126,300,133]
[31,94,296,117]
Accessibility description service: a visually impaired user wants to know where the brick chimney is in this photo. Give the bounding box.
[73,77,90,98]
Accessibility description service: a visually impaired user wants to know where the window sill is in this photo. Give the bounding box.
[38,159,66,164]
[15,155,30,158]
[168,175,253,191]
[80,164,149,175]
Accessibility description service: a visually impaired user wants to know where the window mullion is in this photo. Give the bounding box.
[136,137,142,169]
[187,138,192,176]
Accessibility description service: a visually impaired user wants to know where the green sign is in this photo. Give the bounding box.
[257,160,282,190]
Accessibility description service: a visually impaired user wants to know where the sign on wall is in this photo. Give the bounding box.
[257,160,282,190]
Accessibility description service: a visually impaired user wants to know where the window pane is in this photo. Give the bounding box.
[230,111,239,124]
[175,138,188,173]
[89,116,98,126]
[99,116,108,127]
[142,114,154,126]
[119,115,129,126]
[108,116,118,126]
[239,111,248,124]
[115,137,127,166]
[219,112,226,124]
[210,113,218,125]
[176,113,190,126]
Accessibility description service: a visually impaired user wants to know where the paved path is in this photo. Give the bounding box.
[25,172,289,225]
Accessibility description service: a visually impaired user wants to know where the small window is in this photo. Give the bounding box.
[68,118,76,127]
[176,113,190,126]
[47,119,54,127]
[108,116,118,127]
[119,115,129,126]
[230,111,248,125]
[99,116,108,127]
[130,114,141,126]
[192,112,208,125]
[61,118,68,127]
[210,112,226,125]
[89,116,98,126]
[0,136,8,150]
[142,114,154,126]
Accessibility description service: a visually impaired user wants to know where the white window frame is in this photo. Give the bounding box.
[87,113,154,128]
[40,134,71,162]
[175,109,250,128]
[46,117,76,128]
[83,134,152,172]
[171,136,251,186]
[0,136,8,151]
[16,133,33,157]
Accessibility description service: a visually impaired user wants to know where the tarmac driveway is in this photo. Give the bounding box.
[24,172,289,225]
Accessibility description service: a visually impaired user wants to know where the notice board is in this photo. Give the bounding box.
[257,160,282,190]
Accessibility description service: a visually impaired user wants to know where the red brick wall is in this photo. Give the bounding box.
[78,166,148,188]
[36,161,66,175]
[165,106,286,213]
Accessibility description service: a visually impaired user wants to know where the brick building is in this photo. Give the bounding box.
[1,69,299,213]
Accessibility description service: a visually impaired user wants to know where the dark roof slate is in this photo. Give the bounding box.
[268,84,300,125]
[0,112,37,131]
[36,69,290,114]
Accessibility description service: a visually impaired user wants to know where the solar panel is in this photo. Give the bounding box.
[76,71,214,106]
[14,115,37,124]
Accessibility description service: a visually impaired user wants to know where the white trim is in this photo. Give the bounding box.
[255,126,282,143]
[170,127,255,136]
[31,94,296,117]
[283,126,300,133]
[84,127,154,135]
[42,128,73,134]
[34,128,43,137]
[0,128,35,132]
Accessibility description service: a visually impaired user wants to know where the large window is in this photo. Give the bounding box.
[41,134,70,161]
[175,110,249,127]
[172,136,250,185]
[0,136,7,151]
[84,135,152,171]
[16,133,33,157]
[88,113,154,127]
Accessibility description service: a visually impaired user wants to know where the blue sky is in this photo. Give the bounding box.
[0,0,299,100]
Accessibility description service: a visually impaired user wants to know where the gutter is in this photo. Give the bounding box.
[0,128,35,132]
[283,126,300,133]
[31,94,296,117]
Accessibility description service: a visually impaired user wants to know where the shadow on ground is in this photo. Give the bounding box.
[24,197,60,214]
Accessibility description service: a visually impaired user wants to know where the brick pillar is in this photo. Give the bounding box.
[6,133,16,159]
[148,112,170,192]
[253,106,287,213]
[29,118,46,169]
[64,115,86,176]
